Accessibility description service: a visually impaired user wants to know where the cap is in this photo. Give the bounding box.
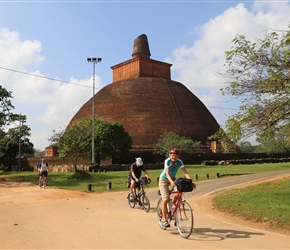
[135,157,143,166]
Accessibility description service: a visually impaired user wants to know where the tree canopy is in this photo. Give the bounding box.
[0,87,34,164]
[219,25,290,145]
[0,85,14,128]
[153,132,201,156]
[56,118,132,170]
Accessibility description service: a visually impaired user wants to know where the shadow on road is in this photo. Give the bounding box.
[191,227,264,241]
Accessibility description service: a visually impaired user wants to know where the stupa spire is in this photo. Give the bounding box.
[132,34,151,58]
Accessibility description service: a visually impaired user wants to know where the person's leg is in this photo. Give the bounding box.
[172,194,178,204]
[129,178,135,193]
[39,173,42,186]
[162,199,169,221]
[136,185,141,203]
[159,178,170,222]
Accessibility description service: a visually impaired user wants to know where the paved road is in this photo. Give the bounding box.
[0,170,290,249]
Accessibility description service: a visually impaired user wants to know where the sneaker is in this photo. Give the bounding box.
[162,220,170,228]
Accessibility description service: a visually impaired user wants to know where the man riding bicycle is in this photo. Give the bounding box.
[128,157,150,199]
[158,148,191,228]
[38,158,49,187]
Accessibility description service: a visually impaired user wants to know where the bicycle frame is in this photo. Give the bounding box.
[127,181,150,212]
[167,190,183,220]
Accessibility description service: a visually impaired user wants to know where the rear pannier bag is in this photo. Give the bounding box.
[176,178,193,192]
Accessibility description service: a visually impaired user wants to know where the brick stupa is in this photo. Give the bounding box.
[68,34,219,152]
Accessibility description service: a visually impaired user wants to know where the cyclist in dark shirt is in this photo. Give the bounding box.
[128,157,149,195]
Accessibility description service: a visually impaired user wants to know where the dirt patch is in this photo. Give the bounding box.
[0,179,93,205]
[195,174,290,236]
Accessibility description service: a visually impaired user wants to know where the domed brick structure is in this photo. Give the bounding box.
[68,34,219,152]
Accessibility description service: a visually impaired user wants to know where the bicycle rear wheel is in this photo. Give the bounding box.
[127,193,136,208]
[142,195,150,212]
[175,200,194,238]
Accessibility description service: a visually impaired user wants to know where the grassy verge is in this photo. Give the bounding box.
[1,162,290,192]
[212,175,290,232]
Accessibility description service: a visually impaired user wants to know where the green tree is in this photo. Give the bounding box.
[94,119,132,163]
[236,141,254,153]
[0,85,14,128]
[57,118,132,171]
[208,127,234,153]
[153,132,201,156]
[48,128,65,147]
[57,119,91,171]
[34,149,45,157]
[0,114,34,160]
[255,126,290,153]
[0,87,34,165]
[219,26,290,144]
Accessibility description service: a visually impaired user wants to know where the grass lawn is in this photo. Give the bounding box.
[1,162,290,192]
[212,175,290,232]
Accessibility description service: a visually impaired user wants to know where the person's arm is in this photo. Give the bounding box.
[165,167,175,188]
[144,170,149,179]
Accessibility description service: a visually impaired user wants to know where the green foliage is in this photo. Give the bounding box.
[220,25,290,146]
[255,126,290,153]
[34,149,45,157]
[0,114,34,161]
[208,127,235,152]
[57,118,132,170]
[58,118,92,170]
[0,85,14,128]
[236,141,254,153]
[153,132,201,156]
[94,119,132,163]
[0,88,34,163]
[48,128,64,147]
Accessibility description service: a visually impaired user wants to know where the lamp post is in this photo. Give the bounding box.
[87,57,102,165]
[18,114,23,171]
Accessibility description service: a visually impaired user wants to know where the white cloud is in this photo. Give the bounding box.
[0,28,103,150]
[1,1,290,150]
[167,1,290,128]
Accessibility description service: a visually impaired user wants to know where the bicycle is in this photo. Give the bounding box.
[157,178,196,239]
[39,172,48,188]
[127,177,151,212]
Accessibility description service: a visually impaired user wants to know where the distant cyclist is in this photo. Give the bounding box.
[38,158,49,187]
[128,157,150,197]
[158,148,191,227]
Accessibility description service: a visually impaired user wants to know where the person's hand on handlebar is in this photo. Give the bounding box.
[135,178,139,183]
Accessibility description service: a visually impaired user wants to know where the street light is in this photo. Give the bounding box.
[18,114,24,171]
[87,57,102,165]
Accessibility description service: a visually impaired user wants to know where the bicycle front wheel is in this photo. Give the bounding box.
[175,200,194,239]
[142,195,150,212]
[127,193,136,208]
[157,198,167,230]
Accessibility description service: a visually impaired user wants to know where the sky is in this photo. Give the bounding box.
[0,0,290,151]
